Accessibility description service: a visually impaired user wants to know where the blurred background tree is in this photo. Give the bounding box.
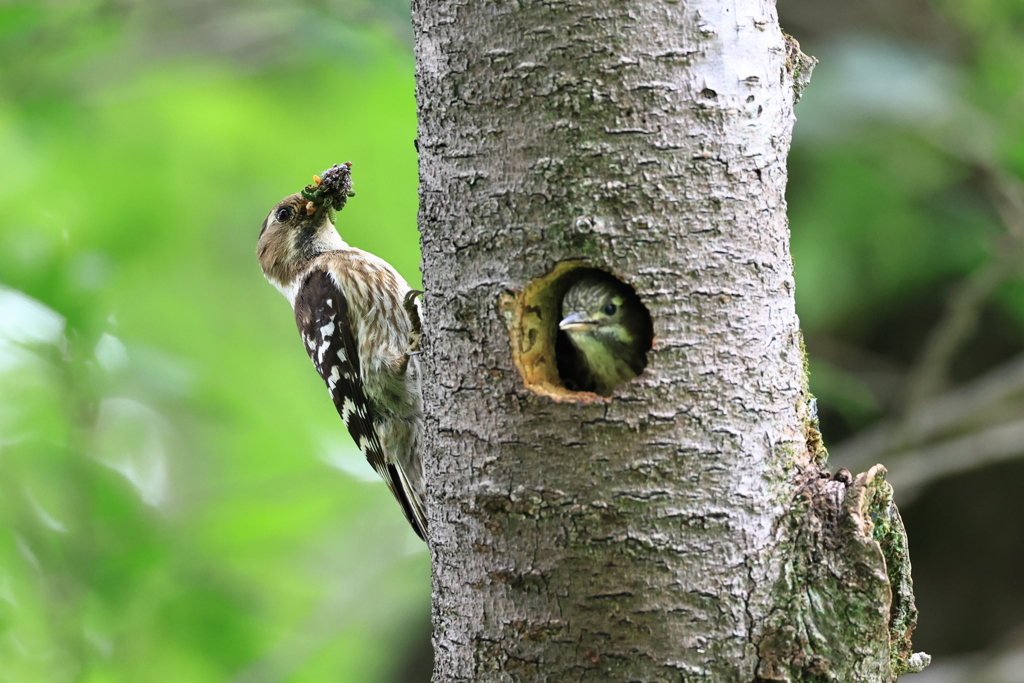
[0,0,1022,681]
[782,1,1024,679]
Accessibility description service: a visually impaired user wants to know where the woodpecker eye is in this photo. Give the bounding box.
[603,302,617,316]
[275,206,294,222]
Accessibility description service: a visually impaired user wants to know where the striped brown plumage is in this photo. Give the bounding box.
[258,191,427,540]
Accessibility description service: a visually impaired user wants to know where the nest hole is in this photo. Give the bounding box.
[504,261,653,402]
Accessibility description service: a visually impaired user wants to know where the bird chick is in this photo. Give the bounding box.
[557,274,653,396]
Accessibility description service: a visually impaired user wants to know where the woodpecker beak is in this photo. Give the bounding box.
[559,311,597,331]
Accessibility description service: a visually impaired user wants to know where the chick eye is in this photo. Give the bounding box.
[603,302,617,316]
[275,206,294,222]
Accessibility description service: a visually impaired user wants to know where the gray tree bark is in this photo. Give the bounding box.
[411,1,928,681]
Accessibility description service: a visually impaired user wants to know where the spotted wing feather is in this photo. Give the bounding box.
[293,268,425,539]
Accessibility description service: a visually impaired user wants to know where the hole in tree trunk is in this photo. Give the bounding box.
[503,261,653,402]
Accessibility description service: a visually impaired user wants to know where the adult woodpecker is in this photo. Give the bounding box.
[256,163,427,540]
[557,274,653,396]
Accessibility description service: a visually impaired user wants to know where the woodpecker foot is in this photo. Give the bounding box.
[404,290,423,357]
[397,290,424,377]
[403,289,423,317]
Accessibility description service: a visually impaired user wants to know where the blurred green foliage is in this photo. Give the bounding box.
[0,2,427,682]
[781,0,1024,657]
[787,11,1024,439]
[3,0,1024,679]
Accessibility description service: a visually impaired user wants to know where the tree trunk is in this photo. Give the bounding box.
[411,1,928,681]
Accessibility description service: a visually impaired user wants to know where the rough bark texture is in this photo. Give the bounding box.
[411,1,925,681]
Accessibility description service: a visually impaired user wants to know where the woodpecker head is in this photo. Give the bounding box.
[558,274,653,394]
[559,277,635,343]
[257,163,355,288]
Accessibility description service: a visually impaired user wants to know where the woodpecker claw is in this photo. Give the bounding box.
[403,290,423,359]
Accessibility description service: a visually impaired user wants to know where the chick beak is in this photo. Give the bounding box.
[559,311,597,332]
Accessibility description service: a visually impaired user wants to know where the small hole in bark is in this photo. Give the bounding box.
[700,88,718,99]
[503,261,653,402]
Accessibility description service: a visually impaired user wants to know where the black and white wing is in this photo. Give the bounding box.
[293,268,426,539]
